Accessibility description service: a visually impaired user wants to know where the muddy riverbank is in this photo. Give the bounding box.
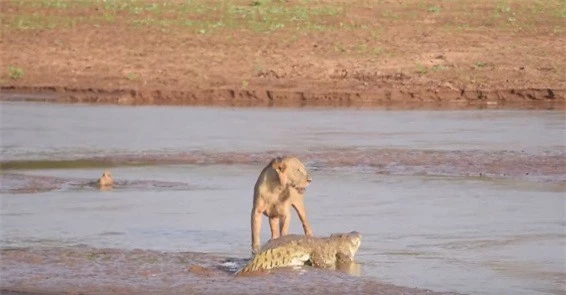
[1,0,564,108]
[0,246,462,295]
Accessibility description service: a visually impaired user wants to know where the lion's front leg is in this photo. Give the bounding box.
[292,200,313,237]
[251,206,263,254]
[279,213,291,236]
[269,216,280,240]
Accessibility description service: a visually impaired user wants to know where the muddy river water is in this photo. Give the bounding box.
[1,102,565,295]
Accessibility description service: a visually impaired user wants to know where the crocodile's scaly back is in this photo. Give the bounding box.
[235,231,362,275]
[236,235,312,274]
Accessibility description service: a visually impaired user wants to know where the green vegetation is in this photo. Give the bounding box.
[331,41,387,58]
[0,0,563,66]
[415,64,447,75]
[415,63,428,75]
[428,6,441,14]
[8,66,24,80]
[0,0,562,41]
[0,159,111,170]
[85,252,97,261]
[2,0,347,33]
[86,251,111,261]
[126,72,138,81]
[1,0,562,34]
[431,64,447,72]
[475,62,489,68]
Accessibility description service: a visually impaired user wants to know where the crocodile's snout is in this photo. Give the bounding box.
[346,231,362,257]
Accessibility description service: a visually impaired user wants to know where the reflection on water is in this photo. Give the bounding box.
[1,102,565,295]
[336,261,362,277]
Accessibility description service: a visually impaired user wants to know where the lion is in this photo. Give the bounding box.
[96,170,113,189]
[250,156,313,254]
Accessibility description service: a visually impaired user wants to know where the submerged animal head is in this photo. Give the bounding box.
[330,231,362,261]
[271,156,312,194]
[97,170,113,187]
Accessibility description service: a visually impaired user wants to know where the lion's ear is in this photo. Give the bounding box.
[277,161,287,173]
[271,158,287,173]
[271,158,287,186]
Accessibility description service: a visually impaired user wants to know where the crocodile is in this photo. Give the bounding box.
[235,231,362,275]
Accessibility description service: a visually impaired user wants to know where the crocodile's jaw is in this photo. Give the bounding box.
[335,233,362,263]
[347,232,362,258]
[350,236,362,256]
[289,253,310,266]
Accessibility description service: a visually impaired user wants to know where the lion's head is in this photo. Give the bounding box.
[97,170,113,187]
[271,156,312,194]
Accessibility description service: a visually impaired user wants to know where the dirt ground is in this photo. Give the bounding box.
[0,0,564,108]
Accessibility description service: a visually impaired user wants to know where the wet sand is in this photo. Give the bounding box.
[0,246,462,295]
[2,148,565,190]
[0,172,195,194]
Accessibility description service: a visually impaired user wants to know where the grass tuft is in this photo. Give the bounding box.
[8,66,24,80]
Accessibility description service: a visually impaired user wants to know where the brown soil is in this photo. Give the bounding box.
[0,0,564,109]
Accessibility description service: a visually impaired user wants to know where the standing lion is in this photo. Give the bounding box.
[250,156,313,254]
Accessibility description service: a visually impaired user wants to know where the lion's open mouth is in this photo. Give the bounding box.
[291,183,307,194]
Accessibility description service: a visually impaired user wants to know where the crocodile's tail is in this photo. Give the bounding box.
[235,248,310,275]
